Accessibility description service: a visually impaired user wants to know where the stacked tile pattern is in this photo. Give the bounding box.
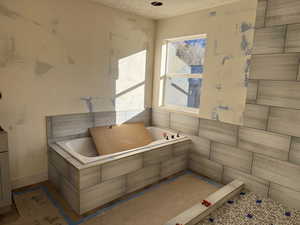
[152,0,300,211]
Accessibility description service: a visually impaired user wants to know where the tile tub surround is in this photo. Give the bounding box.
[151,1,300,211]
[47,109,192,214]
[48,138,190,214]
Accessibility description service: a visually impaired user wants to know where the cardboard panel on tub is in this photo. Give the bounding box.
[89,122,153,156]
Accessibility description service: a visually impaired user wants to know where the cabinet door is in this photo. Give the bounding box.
[0,152,11,207]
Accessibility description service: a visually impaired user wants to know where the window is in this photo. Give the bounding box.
[162,34,207,112]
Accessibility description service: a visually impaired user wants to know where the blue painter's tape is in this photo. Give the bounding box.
[13,170,222,225]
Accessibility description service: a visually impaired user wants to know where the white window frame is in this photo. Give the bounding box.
[161,34,207,114]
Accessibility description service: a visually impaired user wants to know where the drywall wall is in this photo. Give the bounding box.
[0,0,155,188]
[152,0,258,125]
[152,0,300,210]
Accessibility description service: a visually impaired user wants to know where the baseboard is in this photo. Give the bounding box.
[11,172,48,190]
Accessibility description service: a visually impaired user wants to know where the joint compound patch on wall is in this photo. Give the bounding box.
[80,97,93,113]
[209,11,217,17]
[0,36,21,67]
[240,22,254,56]
[222,55,233,65]
[51,19,59,35]
[80,97,116,113]
[35,60,54,77]
[0,3,20,20]
[244,58,251,87]
[218,105,230,110]
[0,3,42,27]
[240,22,253,33]
[241,34,252,56]
[67,56,75,64]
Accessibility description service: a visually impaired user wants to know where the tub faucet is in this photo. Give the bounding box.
[176,132,180,138]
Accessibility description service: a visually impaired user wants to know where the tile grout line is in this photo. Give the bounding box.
[263,0,269,28]
[283,24,288,53]
[266,181,271,198]
[236,126,240,148]
[250,152,255,175]
[265,105,271,131]
[287,136,293,162]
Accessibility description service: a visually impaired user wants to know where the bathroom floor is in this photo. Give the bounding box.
[0,172,220,225]
[1,172,299,225]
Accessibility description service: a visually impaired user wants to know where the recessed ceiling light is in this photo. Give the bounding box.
[151,1,163,6]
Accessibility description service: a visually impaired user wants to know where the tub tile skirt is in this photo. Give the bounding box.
[48,139,190,215]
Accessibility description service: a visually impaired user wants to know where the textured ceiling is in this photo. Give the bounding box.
[90,0,239,19]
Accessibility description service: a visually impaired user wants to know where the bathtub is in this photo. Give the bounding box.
[57,127,189,165]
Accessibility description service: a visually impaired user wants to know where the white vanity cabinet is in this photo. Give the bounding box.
[0,131,11,212]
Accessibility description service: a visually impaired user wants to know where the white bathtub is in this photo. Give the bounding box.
[56,127,189,164]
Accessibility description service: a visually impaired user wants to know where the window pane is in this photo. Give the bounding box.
[164,77,202,109]
[167,38,207,75]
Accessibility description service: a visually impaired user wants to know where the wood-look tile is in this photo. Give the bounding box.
[151,109,170,128]
[48,162,61,190]
[269,182,300,211]
[250,54,300,80]
[255,0,267,28]
[79,167,101,190]
[198,119,238,146]
[170,113,199,135]
[173,141,190,157]
[211,143,253,174]
[69,165,101,190]
[61,176,80,214]
[101,155,143,181]
[160,155,187,179]
[143,146,173,166]
[50,113,94,138]
[257,81,300,109]
[290,137,300,166]
[189,135,211,158]
[268,107,300,137]
[80,176,126,214]
[243,104,269,130]
[246,80,258,103]
[126,165,160,193]
[48,149,70,179]
[266,0,300,26]
[239,127,291,160]
[252,26,285,54]
[252,153,300,191]
[189,153,223,182]
[223,167,269,196]
[286,24,300,53]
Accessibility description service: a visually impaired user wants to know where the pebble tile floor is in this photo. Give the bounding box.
[199,190,300,225]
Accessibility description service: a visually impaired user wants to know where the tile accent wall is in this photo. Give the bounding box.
[152,0,300,210]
